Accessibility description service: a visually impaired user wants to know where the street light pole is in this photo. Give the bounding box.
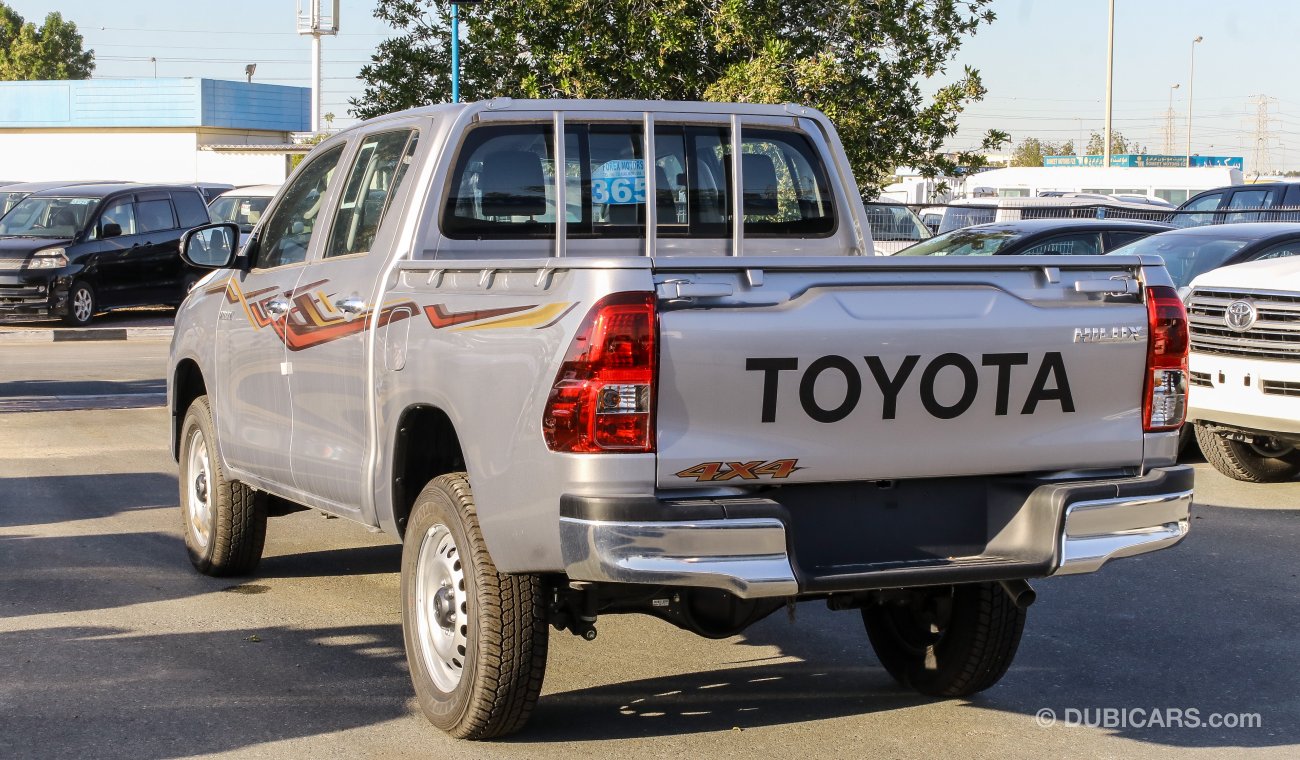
[1103,0,1115,167]
[1187,35,1203,167]
[451,2,460,103]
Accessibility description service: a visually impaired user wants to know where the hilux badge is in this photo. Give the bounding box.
[1224,300,1257,332]
[1072,326,1143,343]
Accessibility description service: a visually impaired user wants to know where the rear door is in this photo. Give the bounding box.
[287,127,421,513]
[654,260,1151,487]
[127,192,179,304]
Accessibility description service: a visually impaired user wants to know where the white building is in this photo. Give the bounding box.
[962,166,1243,205]
[0,78,311,186]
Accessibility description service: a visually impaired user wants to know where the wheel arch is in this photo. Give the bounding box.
[172,358,207,461]
[389,404,466,537]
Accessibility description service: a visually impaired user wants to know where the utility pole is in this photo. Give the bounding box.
[297,0,340,133]
[1187,35,1203,166]
[1164,83,1179,155]
[1249,94,1279,177]
[1103,0,1115,167]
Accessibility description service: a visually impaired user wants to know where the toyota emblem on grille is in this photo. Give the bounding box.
[1224,299,1257,332]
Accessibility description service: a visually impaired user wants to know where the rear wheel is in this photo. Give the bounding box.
[1195,425,1300,483]
[63,281,96,326]
[863,582,1025,697]
[178,395,267,575]
[401,474,548,739]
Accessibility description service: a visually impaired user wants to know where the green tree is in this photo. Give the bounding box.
[0,4,94,80]
[1010,137,1074,166]
[1085,130,1142,156]
[351,0,1006,197]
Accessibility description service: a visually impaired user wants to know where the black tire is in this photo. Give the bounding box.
[1194,424,1300,483]
[178,395,267,575]
[63,280,96,326]
[863,582,1025,698]
[401,473,548,740]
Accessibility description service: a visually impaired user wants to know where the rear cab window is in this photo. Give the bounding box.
[433,112,841,258]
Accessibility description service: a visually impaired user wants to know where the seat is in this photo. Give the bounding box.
[742,154,780,216]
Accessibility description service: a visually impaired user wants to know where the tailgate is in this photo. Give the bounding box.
[654,258,1151,487]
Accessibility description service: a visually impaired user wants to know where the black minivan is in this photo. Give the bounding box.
[0,183,210,325]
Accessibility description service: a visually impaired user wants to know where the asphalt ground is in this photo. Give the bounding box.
[0,340,1296,759]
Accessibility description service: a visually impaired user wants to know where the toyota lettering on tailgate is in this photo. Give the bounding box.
[745,353,1076,423]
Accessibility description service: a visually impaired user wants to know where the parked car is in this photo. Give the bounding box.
[918,206,943,234]
[0,183,211,325]
[922,195,1169,235]
[1185,256,1300,481]
[1173,182,1300,227]
[898,218,1171,256]
[0,180,122,218]
[1107,223,1300,296]
[864,200,931,254]
[191,183,236,204]
[207,184,278,247]
[170,98,1191,740]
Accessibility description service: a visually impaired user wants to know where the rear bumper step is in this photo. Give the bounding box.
[559,466,1193,599]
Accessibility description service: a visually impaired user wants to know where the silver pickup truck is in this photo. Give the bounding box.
[168,99,1193,740]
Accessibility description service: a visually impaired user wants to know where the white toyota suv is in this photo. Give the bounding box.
[1186,257,1300,481]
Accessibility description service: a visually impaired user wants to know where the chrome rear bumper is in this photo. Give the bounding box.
[559,466,1193,599]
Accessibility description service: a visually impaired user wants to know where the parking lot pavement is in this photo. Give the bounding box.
[0,308,173,344]
[0,340,168,412]
[0,407,1296,759]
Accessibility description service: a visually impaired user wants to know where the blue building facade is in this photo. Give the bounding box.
[0,78,310,132]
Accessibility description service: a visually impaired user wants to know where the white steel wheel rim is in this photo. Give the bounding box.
[72,287,92,322]
[414,522,469,692]
[184,427,213,549]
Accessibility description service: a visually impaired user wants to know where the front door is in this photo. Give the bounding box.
[288,127,421,513]
[214,143,347,486]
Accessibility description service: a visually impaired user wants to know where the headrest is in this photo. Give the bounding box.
[743,154,779,216]
[479,150,547,218]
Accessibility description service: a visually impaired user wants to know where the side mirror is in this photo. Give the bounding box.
[100,222,122,239]
[180,222,240,269]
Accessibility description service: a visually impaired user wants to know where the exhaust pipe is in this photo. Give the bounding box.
[998,579,1036,610]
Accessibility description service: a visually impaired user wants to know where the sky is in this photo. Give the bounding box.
[10,0,1300,171]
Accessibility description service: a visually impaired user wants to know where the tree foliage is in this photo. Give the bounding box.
[352,0,1005,197]
[1085,130,1142,156]
[1010,136,1074,167]
[0,3,94,81]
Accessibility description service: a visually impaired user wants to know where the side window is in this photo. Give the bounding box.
[1226,188,1277,222]
[97,199,137,237]
[326,130,418,258]
[740,129,835,236]
[1105,230,1150,250]
[171,191,210,229]
[257,144,346,269]
[134,199,177,233]
[1255,241,1300,261]
[1018,233,1101,256]
[443,124,555,239]
[1183,192,1223,211]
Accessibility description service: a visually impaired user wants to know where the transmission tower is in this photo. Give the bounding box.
[1249,94,1280,177]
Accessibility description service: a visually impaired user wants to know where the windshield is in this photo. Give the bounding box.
[865,204,930,242]
[0,191,31,217]
[209,195,272,232]
[898,228,1024,256]
[1107,233,1252,288]
[0,196,97,238]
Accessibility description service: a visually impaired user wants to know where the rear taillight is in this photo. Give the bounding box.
[543,292,656,452]
[1143,285,1189,432]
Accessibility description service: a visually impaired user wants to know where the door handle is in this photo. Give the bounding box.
[334,297,366,315]
[265,298,291,317]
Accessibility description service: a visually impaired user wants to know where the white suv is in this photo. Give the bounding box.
[1186,257,1300,481]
